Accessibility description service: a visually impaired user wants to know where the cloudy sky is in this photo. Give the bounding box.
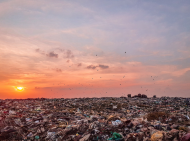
[0,0,190,99]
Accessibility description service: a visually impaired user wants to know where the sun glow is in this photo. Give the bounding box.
[15,86,24,92]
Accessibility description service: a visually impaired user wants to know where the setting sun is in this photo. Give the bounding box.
[15,86,24,92]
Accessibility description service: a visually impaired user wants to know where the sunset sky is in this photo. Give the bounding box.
[0,0,190,99]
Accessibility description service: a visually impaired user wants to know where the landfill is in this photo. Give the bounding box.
[0,96,190,141]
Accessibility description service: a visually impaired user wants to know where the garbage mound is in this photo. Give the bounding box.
[0,96,189,140]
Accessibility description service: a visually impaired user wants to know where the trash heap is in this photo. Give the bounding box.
[0,96,189,140]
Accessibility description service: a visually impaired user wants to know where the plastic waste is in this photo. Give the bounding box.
[108,132,122,140]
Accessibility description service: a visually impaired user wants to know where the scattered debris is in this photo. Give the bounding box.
[0,96,189,140]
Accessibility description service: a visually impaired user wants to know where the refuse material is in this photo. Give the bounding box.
[108,132,122,140]
[181,133,190,141]
[0,97,189,140]
[151,131,163,141]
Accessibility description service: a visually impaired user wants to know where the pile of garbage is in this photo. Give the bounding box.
[0,96,189,140]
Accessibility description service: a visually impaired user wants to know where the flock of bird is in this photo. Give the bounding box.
[42,52,169,98]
